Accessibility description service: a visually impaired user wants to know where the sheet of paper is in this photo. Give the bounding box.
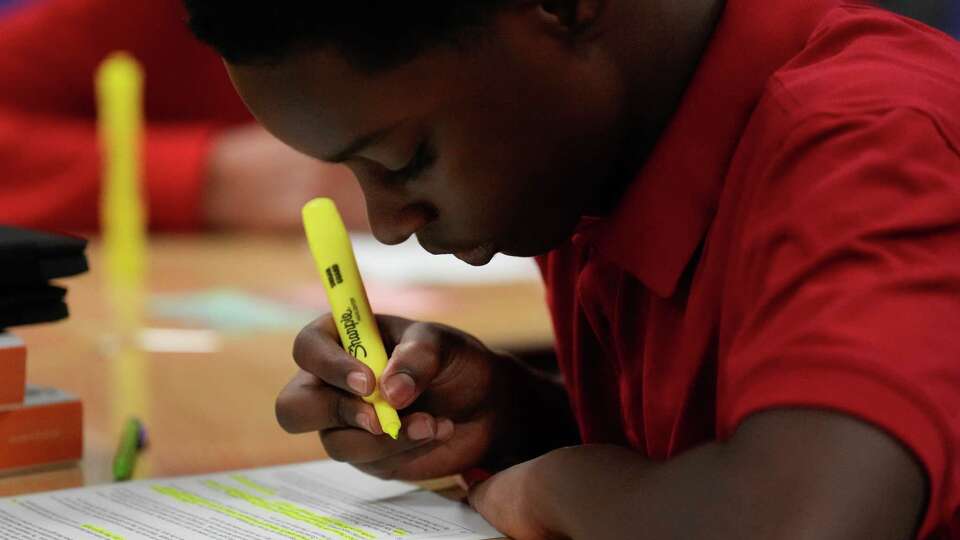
[0,460,501,540]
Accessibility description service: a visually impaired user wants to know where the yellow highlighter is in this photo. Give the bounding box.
[302,198,402,439]
[97,52,147,317]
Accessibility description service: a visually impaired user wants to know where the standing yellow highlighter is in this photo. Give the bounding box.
[302,198,402,439]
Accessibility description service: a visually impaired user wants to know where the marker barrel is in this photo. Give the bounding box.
[302,199,401,439]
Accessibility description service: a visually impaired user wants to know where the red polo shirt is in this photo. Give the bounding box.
[537,1,960,537]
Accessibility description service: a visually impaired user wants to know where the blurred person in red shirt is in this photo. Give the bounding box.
[0,0,367,233]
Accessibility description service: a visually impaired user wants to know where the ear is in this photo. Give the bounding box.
[536,0,604,36]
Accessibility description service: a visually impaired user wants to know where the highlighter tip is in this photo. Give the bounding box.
[373,402,402,440]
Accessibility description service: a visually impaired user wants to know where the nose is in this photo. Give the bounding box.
[365,198,436,246]
[353,167,437,245]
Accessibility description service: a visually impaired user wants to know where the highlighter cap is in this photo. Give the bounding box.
[302,198,351,268]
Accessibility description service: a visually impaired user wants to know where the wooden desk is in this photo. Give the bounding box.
[0,234,552,497]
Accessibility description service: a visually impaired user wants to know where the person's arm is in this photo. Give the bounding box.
[203,125,369,232]
[474,107,960,539]
[471,409,926,540]
[0,108,220,231]
[0,0,247,231]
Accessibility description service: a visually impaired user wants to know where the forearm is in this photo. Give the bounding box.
[0,111,218,232]
[535,443,736,539]
[532,410,925,540]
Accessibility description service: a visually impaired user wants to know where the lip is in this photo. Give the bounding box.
[454,243,497,266]
[417,237,498,266]
[417,239,452,256]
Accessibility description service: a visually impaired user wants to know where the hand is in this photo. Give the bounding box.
[468,455,563,540]
[276,314,532,481]
[204,125,367,231]
[469,445,647,540]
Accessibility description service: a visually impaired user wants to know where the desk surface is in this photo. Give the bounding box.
[1,234,552,496]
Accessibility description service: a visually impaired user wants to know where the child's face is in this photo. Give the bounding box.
[226,15,628,264]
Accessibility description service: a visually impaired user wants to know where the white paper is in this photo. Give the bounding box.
[351,235,540,286]
[0,460,501,540]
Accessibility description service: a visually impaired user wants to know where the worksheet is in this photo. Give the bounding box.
[0,461,501,540]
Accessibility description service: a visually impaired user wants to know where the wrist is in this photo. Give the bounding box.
[481,353,578,471]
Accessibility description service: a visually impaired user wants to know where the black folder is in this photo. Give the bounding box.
[0,226,88,327]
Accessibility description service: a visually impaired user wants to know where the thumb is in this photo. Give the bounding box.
[378,320,446,409]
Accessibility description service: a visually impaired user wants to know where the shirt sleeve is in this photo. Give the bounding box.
[0,110,216,231]
[0,0,247,232]
[719,107,960,538]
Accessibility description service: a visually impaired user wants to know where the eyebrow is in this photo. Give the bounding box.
[321,124,398,163]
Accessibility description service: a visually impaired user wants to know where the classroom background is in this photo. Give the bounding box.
[0,0,555,497]
[6,0,955,34]
[0,0,957,522]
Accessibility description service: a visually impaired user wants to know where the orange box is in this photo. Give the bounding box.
[0,385,82,473]
[0,334,26,406]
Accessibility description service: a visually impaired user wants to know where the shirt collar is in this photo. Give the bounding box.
[592,0,838,297]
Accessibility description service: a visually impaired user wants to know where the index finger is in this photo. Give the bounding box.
[378,320,455,409]
[293,314,376,396]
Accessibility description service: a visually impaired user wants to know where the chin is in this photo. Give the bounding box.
[500,240,560,259]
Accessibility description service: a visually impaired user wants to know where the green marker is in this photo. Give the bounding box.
[113,417,146,481]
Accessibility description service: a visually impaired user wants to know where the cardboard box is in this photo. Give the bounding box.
[0,334,26,406]
[0,385,82,473]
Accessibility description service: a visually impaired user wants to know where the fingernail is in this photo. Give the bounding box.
[383,373,416,406]
[436,419,454,441]
[356,413,373,433]
[346,372,370,395]
[407,417,435,441]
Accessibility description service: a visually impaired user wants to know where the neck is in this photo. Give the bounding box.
[588,0,725,215]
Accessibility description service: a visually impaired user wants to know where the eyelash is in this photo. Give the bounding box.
[387,140,436,184]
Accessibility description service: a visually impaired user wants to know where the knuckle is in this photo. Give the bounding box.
[331,394,352,428]
[400,338,440,362]
[408,321,440,339]
[274,393,298,433]
[293,315,342,372]
[291,326,316,368]
[321,438,352,463]
[438,325,472,350]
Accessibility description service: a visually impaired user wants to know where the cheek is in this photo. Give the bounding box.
[422,78,618,251]
[429,159,515,235]
[427,140,564,248]
[432,150,571,255]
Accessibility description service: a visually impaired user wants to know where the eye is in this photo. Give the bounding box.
[387,139,436,184]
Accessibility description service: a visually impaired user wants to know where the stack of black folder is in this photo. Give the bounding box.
[0,227,88,328]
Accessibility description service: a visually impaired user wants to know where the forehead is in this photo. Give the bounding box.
[225,48,469,157]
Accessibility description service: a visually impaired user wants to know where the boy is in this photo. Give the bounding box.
[183,1,960,538]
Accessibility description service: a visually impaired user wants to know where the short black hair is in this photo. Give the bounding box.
[182,1,514,70]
